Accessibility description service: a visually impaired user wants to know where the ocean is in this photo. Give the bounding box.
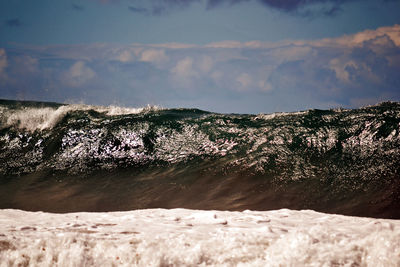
[0,99,400,266]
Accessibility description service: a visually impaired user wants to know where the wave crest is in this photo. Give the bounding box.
[0,103,161,131]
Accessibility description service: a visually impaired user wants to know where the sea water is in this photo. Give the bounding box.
[1,99,400,266]
[1,208,400,266]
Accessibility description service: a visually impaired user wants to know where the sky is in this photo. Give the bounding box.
[0,0,400,113]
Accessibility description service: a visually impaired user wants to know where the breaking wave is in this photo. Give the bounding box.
[0,99,399,218]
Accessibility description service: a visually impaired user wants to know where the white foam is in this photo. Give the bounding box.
[1,104,160,132]
[95,105,159,116]
[255,110,308,120]
[0,208,399,266]
[5,106,71,132]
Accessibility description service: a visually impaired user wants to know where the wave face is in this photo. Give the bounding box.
[1,99,400,218]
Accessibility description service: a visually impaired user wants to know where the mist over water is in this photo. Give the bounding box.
[0,99,399,218]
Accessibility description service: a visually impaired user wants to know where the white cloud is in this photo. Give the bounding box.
[329,58,358,83]
[140,49,168,64]
[236,73,252,90]
[258,80,273,92]
[116,50,134,63]
[198,56,214,73]
[347,24,400,47]
[329,51,382,87]
[171,57,200,88]
[204,25,400,50]
[205,41,243,49]
[150,43,198,49]
[63,61,96,87]
[112,47,146,62]
[3,24,400,113]
[312,24,400,48]
[211,70,223,82]
[205,40,283,49]
[269,46,314,64]
[171,57,197,78]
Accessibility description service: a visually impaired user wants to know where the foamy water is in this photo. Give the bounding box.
[2,104,160,132]
[0,208,399,266]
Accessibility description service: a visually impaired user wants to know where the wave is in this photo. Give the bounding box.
[0,99,399,218]
[0,100,160,131]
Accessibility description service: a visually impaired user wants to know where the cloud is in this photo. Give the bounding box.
[349,24,400,46]
[150,43,198,49]
[62,61,96,88]
[120,0,363,17]
[170,56,201,88]
[2,24,400,113]
[206,41,244,48]
[87,0,397,19]
[140,49,169,64]
[257,0,352,12]
[171,57,197,77]
[272,28,399,104]
[269,46,315,64]
[236,73,252,90]
[128,6,168,16]
[323,5,342,16]
[204,0,355,16]
[116,50,134,62]
[329,58,356,83]
[206,0,249,9]
[4,18,22,27]
[199,56,214,73]
[128,6,149,14]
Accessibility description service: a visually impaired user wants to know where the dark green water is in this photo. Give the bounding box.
[1,99,399,218]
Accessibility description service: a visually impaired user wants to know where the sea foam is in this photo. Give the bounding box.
[1,104,159,132]
[0,208,399,266]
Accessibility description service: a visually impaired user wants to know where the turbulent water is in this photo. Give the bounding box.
[2,208,400,266]
[0,99,400,218]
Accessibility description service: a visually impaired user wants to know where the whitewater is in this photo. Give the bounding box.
[1,99,400,266]
[1,208,400,266]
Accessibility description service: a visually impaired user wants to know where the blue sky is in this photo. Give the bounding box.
[0,0,400,113]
